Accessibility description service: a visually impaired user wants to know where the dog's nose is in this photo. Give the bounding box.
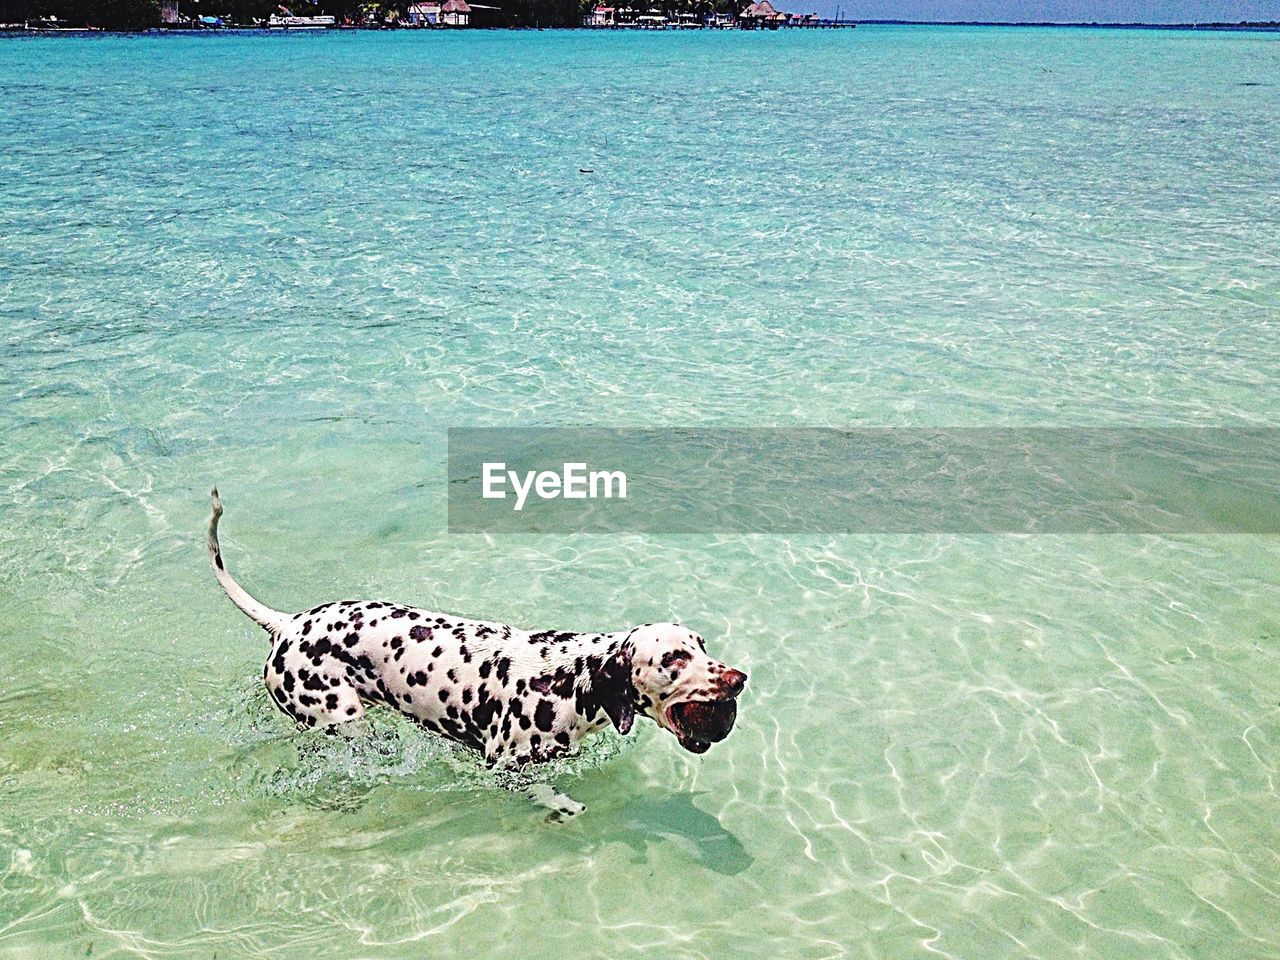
[721,669,747,696]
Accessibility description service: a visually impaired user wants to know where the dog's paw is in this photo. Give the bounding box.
[526,783,585,821]
[545,798,586,823]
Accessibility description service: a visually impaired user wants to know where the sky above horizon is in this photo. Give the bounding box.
[827,2,1280,21]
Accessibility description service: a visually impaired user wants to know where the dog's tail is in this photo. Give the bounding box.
[207,487,287,635]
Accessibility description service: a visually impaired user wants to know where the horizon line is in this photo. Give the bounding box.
[851,19,1280,28]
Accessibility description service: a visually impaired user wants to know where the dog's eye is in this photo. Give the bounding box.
[661,651,690,669]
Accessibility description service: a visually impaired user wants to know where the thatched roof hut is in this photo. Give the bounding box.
[440,0,470,24]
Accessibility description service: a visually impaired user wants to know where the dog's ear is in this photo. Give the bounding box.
[592,645,636,735]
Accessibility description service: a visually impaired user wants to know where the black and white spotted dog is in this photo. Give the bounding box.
[207,490,746,813]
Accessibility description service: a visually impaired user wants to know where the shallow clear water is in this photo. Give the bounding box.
[2,25,1279,959]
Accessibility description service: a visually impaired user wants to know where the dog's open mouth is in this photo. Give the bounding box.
[666,699,738,754]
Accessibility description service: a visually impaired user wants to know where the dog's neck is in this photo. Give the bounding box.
[526,629,620,681]
[576,632,638,735]
[509,629,640,737]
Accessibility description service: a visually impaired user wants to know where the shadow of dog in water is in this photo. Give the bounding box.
[596,790,753,877]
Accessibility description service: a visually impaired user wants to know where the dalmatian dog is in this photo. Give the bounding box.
[207,490,747,816]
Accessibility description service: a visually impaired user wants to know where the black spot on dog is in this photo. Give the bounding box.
[534,699,555,732]
[532,668,575,698]
[473,696,499,732]
[409,625,430,642]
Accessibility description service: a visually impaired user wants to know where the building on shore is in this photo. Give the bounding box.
[440,0,469,24]
[738,0,786,28]
[407,0,440,23]
[582,0,844,29]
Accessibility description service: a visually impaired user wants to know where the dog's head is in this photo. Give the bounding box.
[591,623,747,754]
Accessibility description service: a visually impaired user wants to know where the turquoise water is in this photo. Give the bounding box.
[2,25,1280,959]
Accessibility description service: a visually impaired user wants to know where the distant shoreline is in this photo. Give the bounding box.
[5,19,1280,34]
[860,20,1280,31]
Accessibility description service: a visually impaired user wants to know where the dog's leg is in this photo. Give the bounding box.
[491,759,586,821]
[265,656,366,733]
[524,782,586,822]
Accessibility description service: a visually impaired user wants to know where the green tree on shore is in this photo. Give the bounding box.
[3,0,159,26]
[1,0,633,29]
